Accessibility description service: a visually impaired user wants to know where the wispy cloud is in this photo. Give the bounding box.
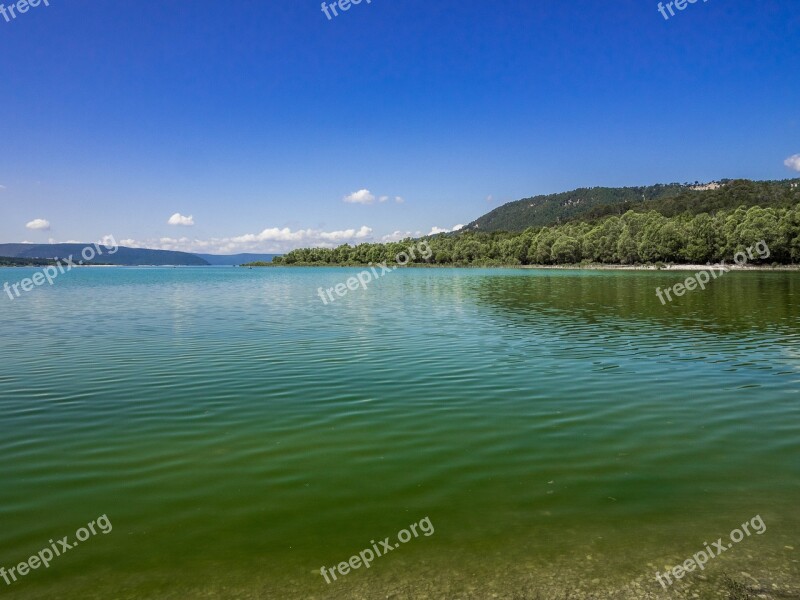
[784,154,800,172]
[119,225,374,254]
[394,196,405,204]
[25,218,51,231]
[381,230,423,242]
[428,224,464,235]
[167,213,195,226]
[0,184,6,190]
[343,189,376,205]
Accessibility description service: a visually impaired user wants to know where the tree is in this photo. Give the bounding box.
[528,229,557,264]
[683,213,717,263]
[551,234,582,263]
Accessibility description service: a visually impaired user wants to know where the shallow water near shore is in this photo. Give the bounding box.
[1,267,798,599]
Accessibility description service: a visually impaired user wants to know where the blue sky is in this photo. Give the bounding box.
[1,0,798,253]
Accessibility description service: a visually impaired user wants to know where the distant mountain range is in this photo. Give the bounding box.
[0,244,280,266]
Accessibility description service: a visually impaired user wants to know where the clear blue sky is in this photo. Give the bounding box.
[1,0,798,253]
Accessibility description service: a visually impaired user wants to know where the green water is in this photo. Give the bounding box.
[0,267,798,599]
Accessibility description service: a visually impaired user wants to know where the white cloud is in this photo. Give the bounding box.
[230,225,372,245]
[381,230,419,242]
[486,195,494,203]
[118,225,376,255]
[168,213,195,226]
[784,154,800,172]
[343,189,376,205]
[26,218,51,231]
[428,224,464,236]
[0,184,6,190]
[345,190,406,205]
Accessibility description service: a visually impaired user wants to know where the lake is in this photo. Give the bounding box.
[1,266,798,599]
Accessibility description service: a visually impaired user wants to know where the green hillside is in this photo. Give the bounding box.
[464,179,800,232]
[464,184,685,231]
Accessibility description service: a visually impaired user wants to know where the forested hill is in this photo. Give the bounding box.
[465,184,685,231]
[274,202,800,266]
[465,179,800,232]
[272,178,800,267]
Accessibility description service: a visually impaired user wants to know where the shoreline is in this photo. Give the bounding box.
[245,263,800,272]
[4,263,798,271]
[521,263,800,271]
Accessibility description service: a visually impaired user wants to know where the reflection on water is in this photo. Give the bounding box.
[475,269,800,335]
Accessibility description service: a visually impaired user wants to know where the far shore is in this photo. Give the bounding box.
[244,262,800,272]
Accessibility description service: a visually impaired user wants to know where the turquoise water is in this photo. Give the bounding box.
[0,267,798,599]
